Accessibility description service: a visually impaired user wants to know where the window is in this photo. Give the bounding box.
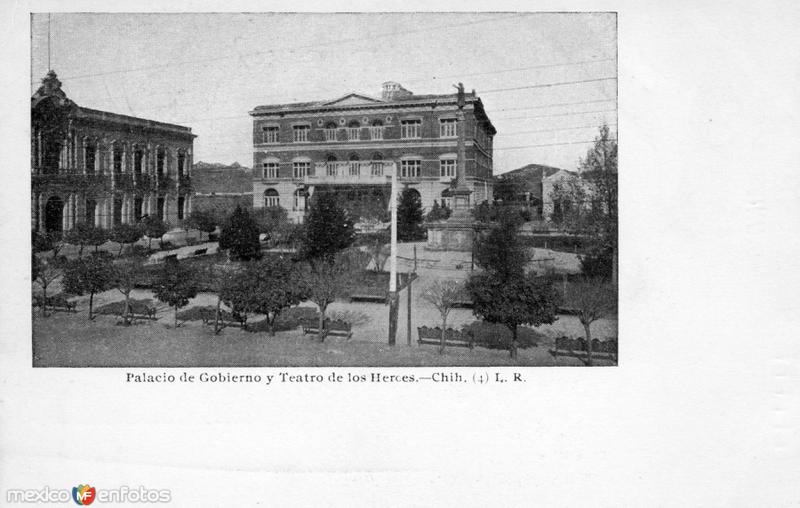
[440,158,456,178]
[113,147,123,174]
[292,125,310,143]
[262,161,279,179]
[369,121,384,140]
[134,148,144,176]
[400,119,421,139]
[292,161,310,179]
[441,190,452,209]
[440,118,457,138]
[134,197,144,221]
[401,159,421,178]
[157,196,165,220]
[348,154,360,176]
[346,121,360,141]
[262,126,279,144]
[294,189,306,211]
[177,196,185,220]
[177,151,185,178]
[156,149,165,177]
[264,189,280,208]
[84,143,96,174]
[324,128,337,141]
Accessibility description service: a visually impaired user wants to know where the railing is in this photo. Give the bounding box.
[369,126,384,140]
[346,128,360,141]
[323,129,337,142]
[308,161,395,185]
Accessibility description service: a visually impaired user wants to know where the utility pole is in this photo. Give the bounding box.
[407,245,417,346]
[388,154,399,346]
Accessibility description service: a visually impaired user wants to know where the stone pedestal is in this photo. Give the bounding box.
[426,218,475,251]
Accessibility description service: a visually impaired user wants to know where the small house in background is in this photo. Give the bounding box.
[493,163,578,221]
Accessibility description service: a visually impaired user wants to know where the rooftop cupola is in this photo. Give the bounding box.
[381,81,413,101]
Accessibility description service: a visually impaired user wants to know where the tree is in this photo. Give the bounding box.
[153,257,199,328]
[32,230,65,260]
[61,252,114,320]
[301,192,355,262]
[420,279,464,354]
[219,205,261,261]
[64,223,108,257]
[32,256,63,317]
[229,257,305,336]
[549,124,617,284]
[109,223,143,257]
[566,278,617,366]
[300,249,369,341]
[184,210,218,238]
[141,216,168,251]
[467,273,560,359]
[251,206,289,237]
[473,208,529,282]
[397,188,425,241]
[113,254,145,325]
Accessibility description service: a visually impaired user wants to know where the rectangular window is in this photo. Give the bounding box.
[113,149,123,174]
[440,159,456,178]
[262,126,279,144]
[262,162,279,179]
[440,118,457,138]
[401,160,421,178]
[400,119,421,139]
[156,151,165,177]
[323,129,337,142]
[369,126,384,140]
[293,162,310,179]
[177,197,185,220]
[157,197,165,220]
[292,125,310,143]
[265,195,280,207]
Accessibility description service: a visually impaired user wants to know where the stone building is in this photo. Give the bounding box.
[249,81,496,223]
[31,71,195,234]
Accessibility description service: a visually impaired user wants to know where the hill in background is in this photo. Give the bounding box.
[191,161,252,194]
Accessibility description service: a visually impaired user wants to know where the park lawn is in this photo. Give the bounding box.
[31,312,601,367]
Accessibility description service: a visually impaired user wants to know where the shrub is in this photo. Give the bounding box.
[460,320,543,350]
[579,244,613,279]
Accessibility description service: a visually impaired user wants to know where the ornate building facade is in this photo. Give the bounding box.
[31,71,195,234]
[250,81,496,223]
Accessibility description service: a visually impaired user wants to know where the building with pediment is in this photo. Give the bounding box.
[249,81,496,223]
[31,71,196,234]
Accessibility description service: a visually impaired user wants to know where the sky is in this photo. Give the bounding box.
[31,12,617,174]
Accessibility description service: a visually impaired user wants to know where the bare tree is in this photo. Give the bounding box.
[301,249,369,342]
[421,279,464,354]
[113,255,145,325]
[33,256,63,317]
[567,277,617,366]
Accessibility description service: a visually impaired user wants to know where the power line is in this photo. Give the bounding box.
[492,98,615,114]
[504,123,617,136]
[55,14,523,82]
[496,109,617,121]
[481,77,617,94]
[77,58,616,114]
[492,140,598,150]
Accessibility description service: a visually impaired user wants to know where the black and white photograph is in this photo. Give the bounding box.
[29,12,618,367]
[3,2,799,506]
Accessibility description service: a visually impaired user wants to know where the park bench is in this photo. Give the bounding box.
[549,336,618,363]
[34,294,77,313]
[192,248,208,256]
[349,292,387,304]
[119,301,158,321]
[417,326,474,349]
[201,309,248,329]
[301,318,353,339]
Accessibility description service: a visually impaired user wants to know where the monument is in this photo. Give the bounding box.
[426,83,477,251]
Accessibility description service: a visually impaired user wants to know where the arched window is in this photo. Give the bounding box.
[264,188,280,208]
[346,120,360,141]
[370,119,384,140]
[325,154,338,176]
[348,153,360,176]
[323,121,337,142]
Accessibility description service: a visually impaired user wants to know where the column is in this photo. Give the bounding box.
[38,195,45,231]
